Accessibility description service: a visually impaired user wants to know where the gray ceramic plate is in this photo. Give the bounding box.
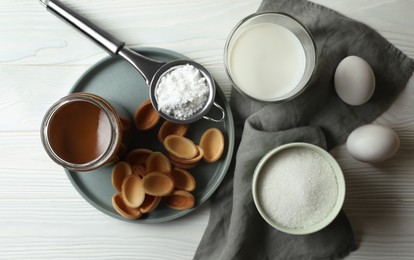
[66,47,235,223]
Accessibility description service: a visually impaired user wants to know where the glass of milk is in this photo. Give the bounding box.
[224,12,316,102]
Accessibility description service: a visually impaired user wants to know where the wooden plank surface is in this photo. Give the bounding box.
[0,0,413,259]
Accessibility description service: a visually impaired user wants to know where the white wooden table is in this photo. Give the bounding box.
[1,0,413,259]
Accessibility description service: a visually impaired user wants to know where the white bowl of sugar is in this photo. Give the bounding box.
[252,143,345,235]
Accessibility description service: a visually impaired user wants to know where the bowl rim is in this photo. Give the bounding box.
[252,142,346,235]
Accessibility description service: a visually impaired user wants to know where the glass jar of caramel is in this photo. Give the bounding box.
[41,92,131,171]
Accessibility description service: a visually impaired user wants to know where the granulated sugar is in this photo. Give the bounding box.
[155,64,209,120]
[257,147,338,229]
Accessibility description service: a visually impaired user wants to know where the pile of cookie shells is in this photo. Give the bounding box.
[111,99,225,220]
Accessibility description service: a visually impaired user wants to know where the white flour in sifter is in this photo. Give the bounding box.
[155,64,209,120]
[257,147,338,229]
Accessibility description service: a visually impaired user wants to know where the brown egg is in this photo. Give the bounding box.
[112,193,142,219]
[164,135,198,159]
[169,145,204,165]
[112,161,132,192]
[142,172,174,196]
[199,128,225,163]
[171,168,196,192]
[139,195,161,213]
[164,190,195,210]
[146,152,171,174]
[121,175,145,208]
[134,99,160,131]
[158,121,189,143]
[126,148,153,166]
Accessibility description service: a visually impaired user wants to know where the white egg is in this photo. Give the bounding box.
[334,56,375,106]
[346,124,400,163]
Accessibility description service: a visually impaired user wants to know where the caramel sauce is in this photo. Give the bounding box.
[48,100,112,164]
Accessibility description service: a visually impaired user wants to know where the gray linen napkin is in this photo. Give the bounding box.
[194,0,414,259]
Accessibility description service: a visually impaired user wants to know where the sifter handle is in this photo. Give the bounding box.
[203,102,226,123]
[40,0,125,55]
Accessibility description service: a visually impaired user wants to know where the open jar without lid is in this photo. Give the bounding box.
[41,92,131,171]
